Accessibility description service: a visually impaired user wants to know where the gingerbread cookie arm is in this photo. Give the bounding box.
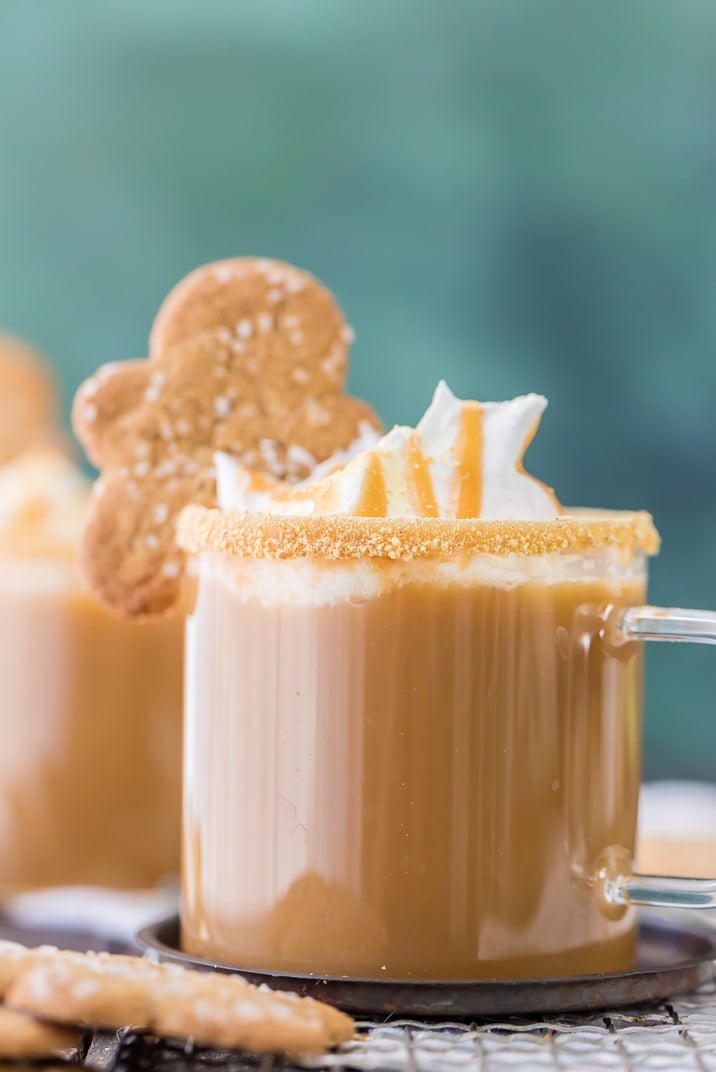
[80,468,214,617]
[73,360,151,469]
[284,393,381,463]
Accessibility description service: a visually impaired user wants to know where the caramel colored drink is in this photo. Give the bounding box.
[180,513,654,980]
[0,564,182,888]
[0,452,183,888]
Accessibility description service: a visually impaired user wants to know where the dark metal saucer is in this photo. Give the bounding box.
[137,914,716,1017]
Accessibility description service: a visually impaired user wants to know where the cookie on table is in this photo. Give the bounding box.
[0,941,32,996]
[0,334,58,465]
[0,941,60,997]
[7,950,171,1031]
[0,1006,80,1060]
[72,257,382,618]
[152,970,354,1055]
[7,944,354,1056]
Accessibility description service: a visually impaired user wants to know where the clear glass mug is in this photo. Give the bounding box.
[178,507,716,980]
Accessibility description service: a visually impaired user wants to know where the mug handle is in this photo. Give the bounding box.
[601,605,716,911]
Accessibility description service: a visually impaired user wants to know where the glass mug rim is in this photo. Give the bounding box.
[177,504,659,562]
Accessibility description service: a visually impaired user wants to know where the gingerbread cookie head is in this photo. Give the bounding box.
[72,258,382,617]
[0,334,58,465]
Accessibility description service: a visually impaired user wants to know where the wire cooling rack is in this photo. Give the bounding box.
[81,981,716,1072]
[2,913,713,1071]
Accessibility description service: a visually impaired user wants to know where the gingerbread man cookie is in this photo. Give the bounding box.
[73,258,381,616]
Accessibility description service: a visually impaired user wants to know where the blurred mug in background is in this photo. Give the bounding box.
[0,336,183,890]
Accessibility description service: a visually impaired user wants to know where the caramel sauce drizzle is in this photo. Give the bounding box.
[355,455,388,517]
[454,402,484,519]
[241,401,496,520]
[405,431,438,518]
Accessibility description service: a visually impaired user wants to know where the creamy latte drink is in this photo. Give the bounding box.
[0,451,183,888]
[178,384,659,978]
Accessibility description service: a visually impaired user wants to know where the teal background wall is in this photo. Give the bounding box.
[0,1,714,780]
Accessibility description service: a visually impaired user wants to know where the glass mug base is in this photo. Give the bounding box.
[177,510,681,981]
[180,920,639,981]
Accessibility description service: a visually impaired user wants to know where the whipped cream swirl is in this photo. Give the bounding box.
[0,450,89,557]
[216,382,559,520]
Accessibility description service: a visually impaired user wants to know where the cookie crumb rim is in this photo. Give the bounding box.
[177,505,660,561]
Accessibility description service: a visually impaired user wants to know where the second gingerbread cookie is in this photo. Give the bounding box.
[73,258,382,617]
